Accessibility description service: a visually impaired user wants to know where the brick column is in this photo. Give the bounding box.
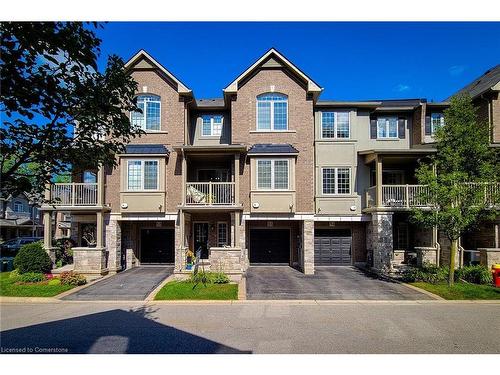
[370,212,393,273]
[175,211,185,271]
[105,214,121,273]
[302,219,314,275]
[239,214,248,271]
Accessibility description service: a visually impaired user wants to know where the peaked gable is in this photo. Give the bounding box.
[224,48,323,96]
[125,49,192,95]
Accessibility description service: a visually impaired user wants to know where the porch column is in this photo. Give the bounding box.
[96,211,103,248]
[234,153,240,205]
[181,152,187,206]
[97,164,105,206]
[230,212,235,247]
[175,210,185,271]
[376,156,383,207]
[495,223,499,249]
[302,220,314,275]
[369,212,393,273]
[234,211,240,247]
[43,211,55,263]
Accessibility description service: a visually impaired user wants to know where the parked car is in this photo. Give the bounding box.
[0,237,43,257]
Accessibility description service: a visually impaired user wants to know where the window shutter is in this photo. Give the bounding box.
[398,118,405,139]
[425,115,431,135]
[370,118,377,139]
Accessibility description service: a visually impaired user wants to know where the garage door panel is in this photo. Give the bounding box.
[250,229,290,264]
[314,230,352,266]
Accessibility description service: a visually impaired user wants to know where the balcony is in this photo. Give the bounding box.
[366,182,500,210]
[185,182,236,206]
[49,183,99,206]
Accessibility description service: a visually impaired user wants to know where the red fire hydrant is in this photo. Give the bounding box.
[492,265,500,288]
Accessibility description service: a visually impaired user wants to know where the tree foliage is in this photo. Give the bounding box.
[411,94,500,284]
[0,22,143,203]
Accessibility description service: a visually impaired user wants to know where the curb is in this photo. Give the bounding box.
[144,274,175,301]
[401,282,445,300]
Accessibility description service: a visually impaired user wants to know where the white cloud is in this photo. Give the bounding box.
[394,84,410,92]
[449,65,466,76]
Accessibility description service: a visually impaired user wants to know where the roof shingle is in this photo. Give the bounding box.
[124,144,169,155]
[248,143,299,155]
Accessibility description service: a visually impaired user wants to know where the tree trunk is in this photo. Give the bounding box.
[448,239,458,286]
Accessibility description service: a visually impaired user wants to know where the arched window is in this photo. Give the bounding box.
[256,93,288,131]
[131,94,161,131]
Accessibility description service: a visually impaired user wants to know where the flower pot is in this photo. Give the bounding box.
[186,264,193,270]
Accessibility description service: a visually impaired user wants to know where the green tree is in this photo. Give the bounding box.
[0,22,143,210]
[411,94,500,286]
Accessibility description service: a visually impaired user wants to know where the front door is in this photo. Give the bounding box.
[194,222,209,259]
[140,228,174,264]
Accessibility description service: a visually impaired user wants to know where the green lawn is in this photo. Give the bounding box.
[411,281,500,300]
[154,281,238,300]
[0,272,75,297]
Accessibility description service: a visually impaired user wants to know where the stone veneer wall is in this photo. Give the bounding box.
[369,213,394,272]
[302,220,314,274]
[105,215,121,273]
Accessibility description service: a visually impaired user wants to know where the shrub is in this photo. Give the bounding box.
[9,269,20,280]
[48,278,61,286]
[212,272,230,284]
[60,271,86,286]
[401,265,449,284]
[189,270,213,284]
[14,241,52,274]
[53,238,75,266]
[456,265,493,285]
[19,272,46,283]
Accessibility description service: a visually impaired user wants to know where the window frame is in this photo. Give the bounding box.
[217,222,229,247]
[201,115,224,137]
[126,159,160,192]
[376,116,399,139]
[430,113,445,135]
[13,201,24,213]
[256,159,290,191]
[320,111,351,139]
[255,93,289,131]
[130,94,162,132]
[321,167,352,196]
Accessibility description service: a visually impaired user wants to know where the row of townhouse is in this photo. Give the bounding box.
[41,48,500,277]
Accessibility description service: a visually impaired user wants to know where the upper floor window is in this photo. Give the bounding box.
[321,111,350,139]
[83,171,97,184]
[377,116,398,139]
[256,159,289,190]
[431,113,445,134]
[131,95,161,131]
[256,93,288,131]
[13,201,24,213]
[127,160,159,191]
[201,115,223,136]
[322,167,351,195]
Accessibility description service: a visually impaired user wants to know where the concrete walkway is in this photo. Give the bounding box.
[62,266,173,301]
[246,266,432,300]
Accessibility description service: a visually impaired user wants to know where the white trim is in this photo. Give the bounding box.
[126,159,160,191]
[223,48,322,93]
[314,215,371,222]
[243,213,315,221]
[217,221,229,247]
[430,112,445,134]
[321,167,351,196]
[201,114,224,137]
[256,159,289,190]
[376,116,399,139]
[320,111,351,139]
[125,50,191,94]
[116,214,178,221]
[130,94,162,132]
[256,93,289,131]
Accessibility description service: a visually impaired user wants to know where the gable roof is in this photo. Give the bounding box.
[449,64,500,100]
[125,49,192,95]
[223,48,323,96]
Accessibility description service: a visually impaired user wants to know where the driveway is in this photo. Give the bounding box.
[62,266,173,301]
[246,266,432,300]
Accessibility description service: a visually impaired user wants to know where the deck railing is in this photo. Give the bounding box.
[50,183,98,206]
[186,182,235,206]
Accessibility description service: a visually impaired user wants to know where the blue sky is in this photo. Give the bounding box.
[96,22,500,102]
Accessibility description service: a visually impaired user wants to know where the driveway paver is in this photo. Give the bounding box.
[246,266,432,300]
[62,266,173,301]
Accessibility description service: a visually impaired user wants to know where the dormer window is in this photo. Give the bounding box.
[131,94,161,131]
[13,201,24,213]
[201,115,223,136]
[256,93,288,131]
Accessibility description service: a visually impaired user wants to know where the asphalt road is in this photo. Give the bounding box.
[1,301,499,354]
